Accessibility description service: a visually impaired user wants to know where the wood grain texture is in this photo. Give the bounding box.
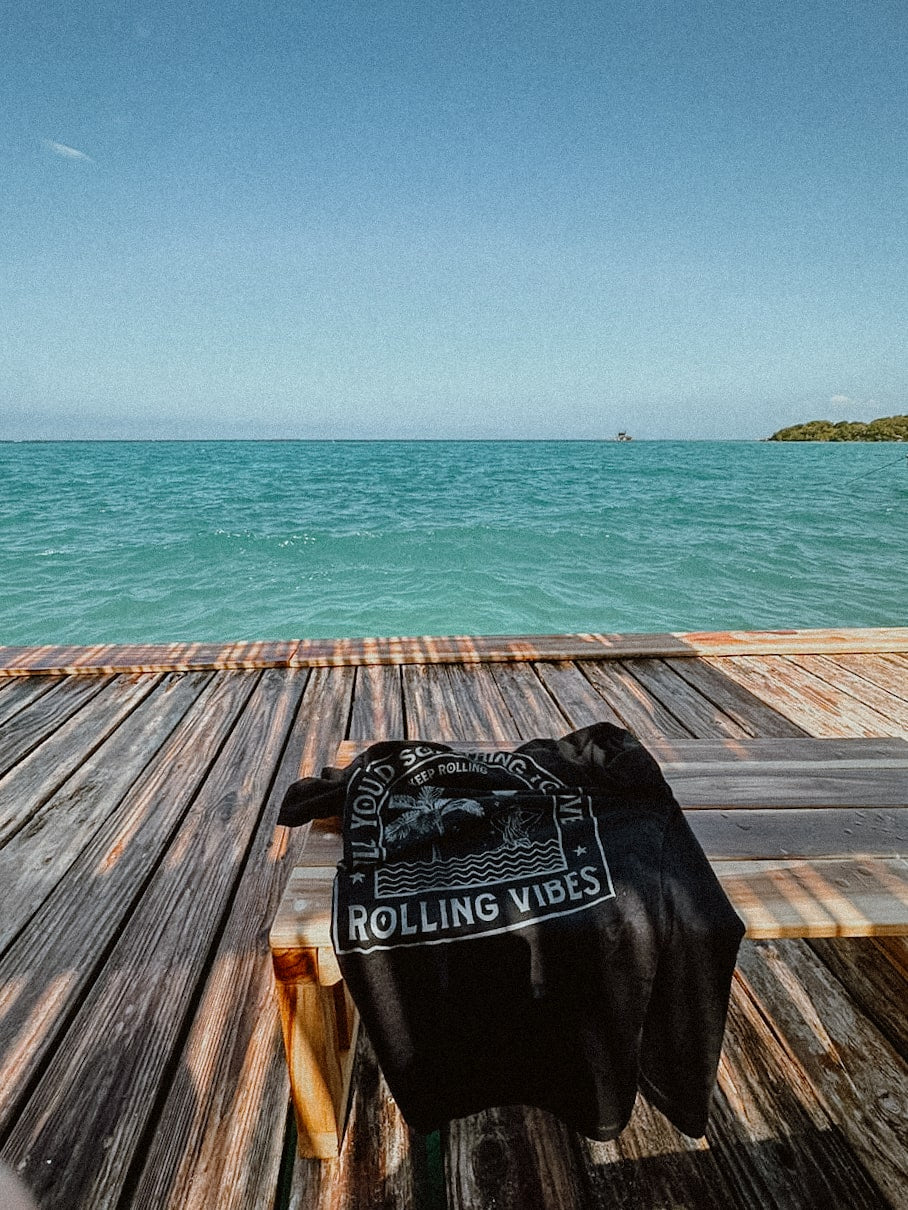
[0,672,151,846]
[701,970,891,1208]
[622,657,752,738]
[124,668,349,1210]
[579,660,693,739]
[289,652,427,1207]
[0,675,64,729]
[715,859,908,938]
[533,661,625,728]
[785,654,908,733]
[1,668,304,1210]
[705,655,907,738]
[0,672,209,955]
[2,627,905,677]
[735,939,908,1204]
[805,936,908,1061]
[831,653,908,704]
[658,655,810,738]
[0,671,251,1133]
[0,676,112,779]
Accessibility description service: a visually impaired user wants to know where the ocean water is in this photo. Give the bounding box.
[0,440,905,645]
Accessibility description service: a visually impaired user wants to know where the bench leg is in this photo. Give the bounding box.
[274,968,359,1158]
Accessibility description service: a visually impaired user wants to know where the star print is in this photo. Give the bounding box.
[574,845,587,856]
[351,872,365,884]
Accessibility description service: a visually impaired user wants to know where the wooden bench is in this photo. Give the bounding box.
[270,736,908,1158]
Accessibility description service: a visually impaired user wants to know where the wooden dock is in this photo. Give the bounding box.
[0,628,906,1209]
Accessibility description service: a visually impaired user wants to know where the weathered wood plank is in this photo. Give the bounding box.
[335,736,908,767]
[682,626,908,657]
[715,859,908,938]
[576,1095,737,1209]
[533,661,625,728]
[0,672,209,954]
[0,671,255,1135]
[443,663,522,744]
[579,660,693,739]
[805,936,908,1061]
[701,970,891,1208]
[485,662,570,737]
[131,670,365,1210]
[0,674,112,778]
[666,765,908,808]
[447,1106,585,1210]
[704,656,905,738]
[0,675,63,728]
[662,656,809,738]
[785,654,908,733]
[0,640,300,676]
[288,660,429,1206]
[1,668,304,1210]
[735,939,908,1204]
[0,672,156,847]
[622,657,752,739]
[349,664,404,742]
[400,663,470,738]
[1,627,906,677]
[831,653,908,704]
[690,807,907,860]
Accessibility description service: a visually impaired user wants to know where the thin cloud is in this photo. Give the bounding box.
[43,139,95,163]
[829,394,851,405]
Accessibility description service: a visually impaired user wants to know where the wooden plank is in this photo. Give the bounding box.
[1,668,305,1209]
[698,970,891,1208]
[443,663,523,744]
[665,765,908,808]
[0,640,300,676]
[649,737,908,763]
[576,1095,737,1209]
[689,807,907,860]
[735,938,908,1204]
[400,663,471,739]
[681,626,908,656]
[0,673,111,780]
[533,661,625,728]
[335,735,908,760]
[349,664,404,742]
[447,1106,586,1210]
[129,669,363,1209]
[806,936,908,1061]
[705,655,906,737]
[579,661,693,739]
[661,656,809,738]
[0,671,210,955]
[0,672,157,847]
[0,670,255,1132]
[831,653,908,703]
[715,859,908,938]
[1,627,907,677]
[621,658,752,739]
[0,675,62,728]
[785,653,908,733]
[485,662,570,737]
[289,658,429,1203]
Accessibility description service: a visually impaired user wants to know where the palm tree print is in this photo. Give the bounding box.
[385,786,485,862]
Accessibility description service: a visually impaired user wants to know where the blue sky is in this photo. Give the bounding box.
[3,1,906,439]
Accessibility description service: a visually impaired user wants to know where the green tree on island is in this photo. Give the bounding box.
[769,415,908,441]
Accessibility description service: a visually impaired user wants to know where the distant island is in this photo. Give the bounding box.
[768,415,908,441]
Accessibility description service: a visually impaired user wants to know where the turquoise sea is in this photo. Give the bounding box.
[0,441,905,645]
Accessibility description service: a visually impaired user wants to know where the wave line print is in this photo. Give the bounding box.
[375,838,566,897]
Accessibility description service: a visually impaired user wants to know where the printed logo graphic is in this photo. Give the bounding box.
[334,747,616,954]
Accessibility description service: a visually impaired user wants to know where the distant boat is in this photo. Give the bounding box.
[615,431,633,442]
